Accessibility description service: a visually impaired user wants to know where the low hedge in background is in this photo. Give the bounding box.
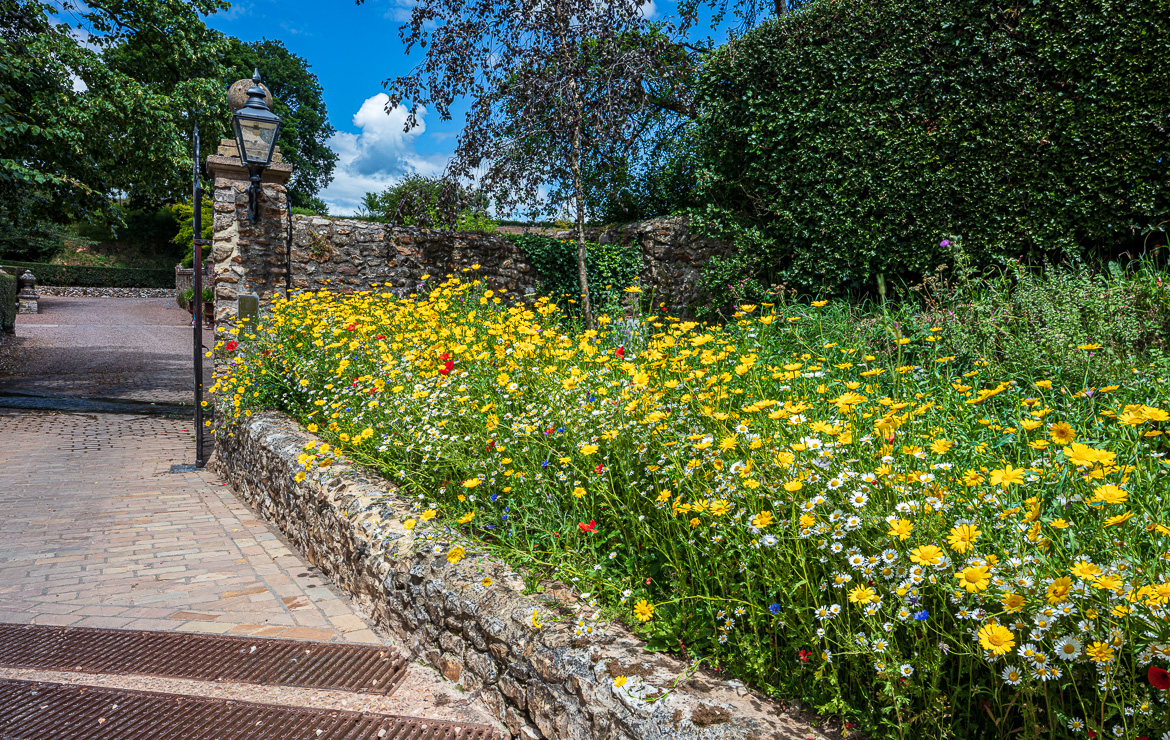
[0,271,15,334]
[0,260,174,288]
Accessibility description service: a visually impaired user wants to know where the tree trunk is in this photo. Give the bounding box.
[558,20,593,329]
[775,0,787,15]
[569,117,593,329]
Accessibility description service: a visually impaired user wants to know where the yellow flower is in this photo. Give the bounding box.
[457,511,475,524]
[887,518,913,541]
[848,586,877,605]
[1061,442,1116,468]
[988,465,1025,488]
[531,609,542,629]
[294,471,306,483]
[1070,560,1102,580]
[751,511,775,529]
[947,523,981,553]
[1105,511,1134,527]
[421,509,437,522]
[580,444,599,456]
[1046,577,1072,604]
[1048,422,1075,444]
[463,478,481,488]
[977,623,1015,655]
[783,480,803,493]
[1091,484,1127,505]
[613,675,629,687]
[1078,343,1102,351]
[1085,641,1114,663]
[930,439,954,455]
[1034,380,1053,389]
[955,565,991,593]
[1001,593,1025,612]
[482,577,492,587]
[572,486,587,498]
[446,545,465,564]
[403,518,417,531]
[811,300,829,307]
[709,500,731,516]
[633,599,654,622]
[910,545,944,566]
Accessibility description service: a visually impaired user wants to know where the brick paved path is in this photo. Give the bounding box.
[0,296,212,404]
[0,411,376,642]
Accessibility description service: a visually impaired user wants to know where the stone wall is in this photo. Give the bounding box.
[213,410,821,740]
[205,156,731,327]
[585,216,734,314]
[289,218,541,299]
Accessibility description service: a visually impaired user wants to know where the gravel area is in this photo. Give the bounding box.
[0,665,495,727]
[37,286,177,298]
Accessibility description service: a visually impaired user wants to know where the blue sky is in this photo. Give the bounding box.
[204,0,727,216]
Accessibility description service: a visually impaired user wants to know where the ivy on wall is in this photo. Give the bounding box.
[508,233,641,313]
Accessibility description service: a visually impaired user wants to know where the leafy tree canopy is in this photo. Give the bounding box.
[1,0,229,223]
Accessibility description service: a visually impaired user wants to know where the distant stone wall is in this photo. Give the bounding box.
[289,218,540,298]
[207,148,731,327]
[213,410,822,740]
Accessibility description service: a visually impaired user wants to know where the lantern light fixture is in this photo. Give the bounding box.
[231,69,282,223]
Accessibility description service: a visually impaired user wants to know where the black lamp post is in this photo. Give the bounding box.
[232,69,282,223]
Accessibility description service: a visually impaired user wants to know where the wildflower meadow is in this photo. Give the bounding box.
[213,271,1170,739]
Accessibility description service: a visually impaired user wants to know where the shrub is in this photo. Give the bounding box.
[0,260,173,288]
[218,275,1170,738]
[0,271,15,334]
[693,0,1170,294]
[359,174,495,232]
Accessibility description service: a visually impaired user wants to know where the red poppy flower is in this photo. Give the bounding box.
[439,352,451,361]
[439,360,454,375]
[224,340,238,352]
[616,346,625,359]
[798,650,811,663]
[578,520,597,533]
[1149,666,1170,690]
[595,464,605,474]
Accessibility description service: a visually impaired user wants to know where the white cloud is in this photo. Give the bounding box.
[319,93,452,216]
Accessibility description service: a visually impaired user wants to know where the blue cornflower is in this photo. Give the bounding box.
[913,610,929,621]
[557,427,565,433]
[490,493,498,502]
[541,460,550,469]
[587,395,596,403]
[769,603,782,616]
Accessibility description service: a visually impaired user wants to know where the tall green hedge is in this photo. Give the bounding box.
[693,0,1170,294]
[0,271,15,334]
[0,260,174,288]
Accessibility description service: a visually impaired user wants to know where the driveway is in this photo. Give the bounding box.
[0,296,213,411]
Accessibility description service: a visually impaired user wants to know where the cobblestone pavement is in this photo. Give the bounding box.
[0,410,497,728]
[0,296,212,404]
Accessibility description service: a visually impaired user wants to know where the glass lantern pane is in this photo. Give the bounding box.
[237,119,278,164]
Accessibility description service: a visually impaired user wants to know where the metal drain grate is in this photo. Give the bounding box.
[0,624,407,695]
[0,680,500,739]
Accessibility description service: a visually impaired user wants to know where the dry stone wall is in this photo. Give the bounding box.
[213,410,822,740]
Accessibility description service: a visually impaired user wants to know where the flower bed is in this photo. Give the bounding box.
[213,274,1170,738]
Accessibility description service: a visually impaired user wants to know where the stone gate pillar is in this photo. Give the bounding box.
[205,139,293,331]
